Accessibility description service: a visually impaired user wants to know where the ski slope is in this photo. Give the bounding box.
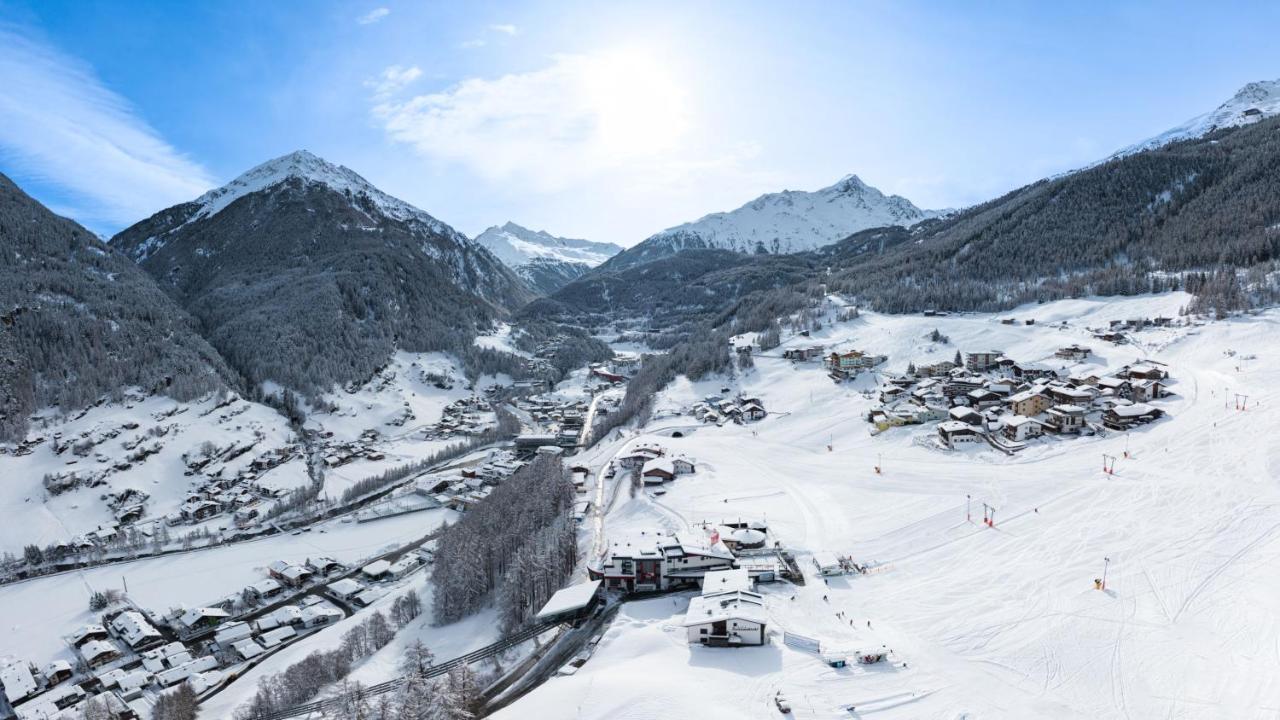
[499,293,1280,720]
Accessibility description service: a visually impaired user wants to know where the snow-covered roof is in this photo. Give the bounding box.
[361,559,392,577]
[213,621,253,645]
[683,590,767,627]
[1109,403,1157,417]
[328,578,364,597]
[232,638,264,660]
[110,611,161,647]
[701,568,752,595]
[81,638,120,662]
[178,606,230,627]
[535,580,602,621]
[70,623,107,643]
[0,659,38,702]
[642,458,676,475]
[259,626,296,647]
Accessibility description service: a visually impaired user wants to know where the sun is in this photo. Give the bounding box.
[579,46,692,160]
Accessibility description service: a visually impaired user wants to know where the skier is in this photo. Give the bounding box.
[866,620,872,629]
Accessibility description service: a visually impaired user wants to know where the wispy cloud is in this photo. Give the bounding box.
[488,24,518,36]
[369,51,760,198]
[364,64,423,100]
[458,38,487,50]
[0,25,213,227]
[356,7,390,25]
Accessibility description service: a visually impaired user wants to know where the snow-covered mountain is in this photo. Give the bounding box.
[112,150,534,394]
[1108,79,1280,160]
[475,222,621,268]
[603,174,939,271]
[474,222,622,294]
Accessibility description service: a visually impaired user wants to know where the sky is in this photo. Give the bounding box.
[1,1,1278,245]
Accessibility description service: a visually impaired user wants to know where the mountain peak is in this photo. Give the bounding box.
[1107,78,1280,161]
[188,150,445,231]
[824,174,869,194]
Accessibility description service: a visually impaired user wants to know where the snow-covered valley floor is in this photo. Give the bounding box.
[500,293,1280,720]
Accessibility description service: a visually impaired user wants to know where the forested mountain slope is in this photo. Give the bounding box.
[112,151,537,395]
[822,114,1280,313]
[0,173,234,441]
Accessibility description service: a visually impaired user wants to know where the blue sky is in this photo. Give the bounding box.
[1,1,1278,245]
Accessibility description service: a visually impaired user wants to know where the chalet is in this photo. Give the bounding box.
[231,639,265,662]
[1125,363,1168,381]
[948,406,984,426]
[19,683,88,715]
[70,624,109,647]
[268,560,313,587]
[740,402,767,421]
[1131,379,1168,402]
[1011,362,1059,381]
[966,388,1002,410]
[176,606,230,633]
[617,445,663,469]
[356,559,392,582]
[917,360,956,377]
[328,578,366,601]
[306,556,344,576]
[1103,404,1164,430]
[81,639,123,668]
[255,605,304,633]
[43,660,73,686]
[259,626,297,649]
[213,622,253,647]
[1002,415,1045,442]
[179,499,219,522]
[590,532,735,592]
[1007,389,1051,417]
[938,420,983,448]
[1055,344,1092,361]
[1047,384,1095,406]
[246,578,285,601]
[965,350,1004,372]
[1044,404,1088,434]
[109,611,163,650]
[301,605,344,628]
[782,346,824,361]
[1096,376,1133,399]
[641,458,676,483]
[672,456,696,475]
[683,590,767,646]
[879,385,906,404]
[0,660,39,703]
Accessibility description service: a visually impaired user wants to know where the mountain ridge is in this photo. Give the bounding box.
[601,173,939,271]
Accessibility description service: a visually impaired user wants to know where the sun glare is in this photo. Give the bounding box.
[580,47,691,160]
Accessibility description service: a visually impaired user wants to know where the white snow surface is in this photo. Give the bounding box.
[639,174,940,256]
[1108,79,1280,160]
[187,150,458,238]
[500,292,1280,720]
[474,222,622,269]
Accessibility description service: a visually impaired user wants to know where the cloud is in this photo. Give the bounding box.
[365,65,423,100]
[0,26,213,227]
[371,51,704,191]
[488,24,518,36]
[459,38,487,50]
[356,7,390,25]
